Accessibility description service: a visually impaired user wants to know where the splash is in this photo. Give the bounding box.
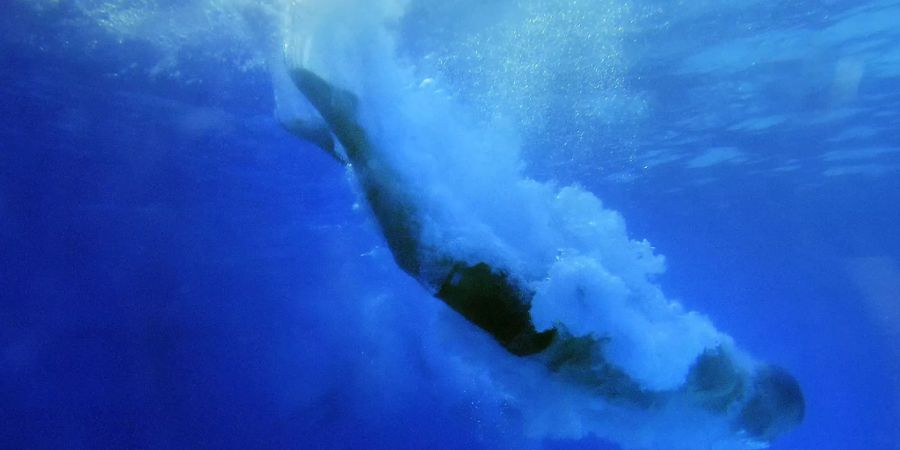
[22,0,804,447]
[275,1,802,449]
[282,0,720,387]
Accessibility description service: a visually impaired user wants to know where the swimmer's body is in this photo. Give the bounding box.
[282,66,803,444]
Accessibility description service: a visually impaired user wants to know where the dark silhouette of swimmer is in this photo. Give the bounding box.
[281,66,803,444]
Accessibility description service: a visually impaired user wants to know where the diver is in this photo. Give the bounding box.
[281,66,804,445]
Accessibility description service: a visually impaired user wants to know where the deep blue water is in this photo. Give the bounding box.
[2,1,899,449]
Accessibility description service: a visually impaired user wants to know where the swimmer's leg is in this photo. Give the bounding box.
[287,68,368,165]
[279,110,347,165]
[284,66,422,275]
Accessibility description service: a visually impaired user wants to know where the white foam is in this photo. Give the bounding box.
[280,2,754,445]
[46,0,774,446]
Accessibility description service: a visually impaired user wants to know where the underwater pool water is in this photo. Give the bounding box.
[2,1,898,449]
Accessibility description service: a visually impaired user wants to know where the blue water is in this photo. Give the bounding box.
[2,1,898,449]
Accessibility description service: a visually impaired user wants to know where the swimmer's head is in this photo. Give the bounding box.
[735,365,805,442]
